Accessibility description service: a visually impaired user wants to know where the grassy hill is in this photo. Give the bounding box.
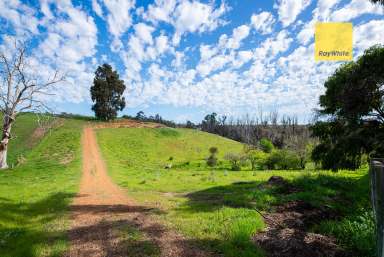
[0,116,84,257]
[7,113,44,165]
[0,119,373,257]
[96,127,372,257]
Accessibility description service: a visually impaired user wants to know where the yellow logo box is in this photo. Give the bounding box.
[315,22,353,61]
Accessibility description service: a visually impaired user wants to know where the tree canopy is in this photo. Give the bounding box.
[91,64,126,121]
[311,45,384,170]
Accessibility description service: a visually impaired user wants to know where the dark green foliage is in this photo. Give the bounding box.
[91,63,126,120]
[123,112,177,127]
[207,146,218,167]
[317,212,375,257]
[259,138,274,153]
[206,155,218,167]
[209,146,218,155]
[265,149,301,170]
[312,45,384,170]
[185,120,196,128]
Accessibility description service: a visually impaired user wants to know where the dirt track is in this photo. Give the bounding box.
[67,127,209,257]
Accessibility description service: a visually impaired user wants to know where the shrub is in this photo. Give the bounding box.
[317,211,375,257]
[207,146,218,167]
[225,153,242,171]
[259,138,274,153]
[207,155,218,167]
[246,150,268,170]
[265,149,301,170]
[209,146,218,155]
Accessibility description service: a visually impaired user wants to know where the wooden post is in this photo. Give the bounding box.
[370,158,384,257]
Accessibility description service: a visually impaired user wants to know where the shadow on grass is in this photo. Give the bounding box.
[0,192,75,257]
[180,172,371,257]
[183,172,370,215]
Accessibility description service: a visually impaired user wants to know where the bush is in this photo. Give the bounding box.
[207,146,218,167]
[259,138,274,153]
[209,146,218,155]
[316,211,375,257]
[225,153,242,171]
[207,155,218,167]
[247,150,268,170]
[265,149,301,170]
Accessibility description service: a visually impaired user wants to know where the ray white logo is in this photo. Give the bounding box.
[315,22,353,61]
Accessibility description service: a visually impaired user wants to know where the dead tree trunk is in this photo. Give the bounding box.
[0,113,15,169]
[0,40,64,169]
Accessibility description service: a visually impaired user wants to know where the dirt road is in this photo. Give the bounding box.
[67,127,208,257]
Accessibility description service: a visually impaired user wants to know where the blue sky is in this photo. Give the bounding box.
[0,0,383,123]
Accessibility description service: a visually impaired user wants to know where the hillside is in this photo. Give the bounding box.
[96,127,371,257]
[0,116,84,257]
[0,120,373,257]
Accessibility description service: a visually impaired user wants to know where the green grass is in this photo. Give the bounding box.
[96,127,372,257]
[0,117,84,257]
[7,113,45,165]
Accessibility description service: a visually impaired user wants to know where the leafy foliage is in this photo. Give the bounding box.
[91,63,126,120]
[123,111,177,127]
[312,45,384,170]
[259,138,274,153]
[207,147,218,167]
[225,152,242,171]
[246,149,268,170]
[265,149,301,170]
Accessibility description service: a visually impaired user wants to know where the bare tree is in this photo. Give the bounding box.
[0,41,64,169]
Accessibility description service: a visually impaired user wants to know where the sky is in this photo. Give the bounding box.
[0,0,383,123]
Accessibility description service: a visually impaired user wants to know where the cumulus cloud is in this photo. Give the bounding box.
[0,1,99,105]
[0,1,39,35]
[250,12,275,34]
[1,0,383,120]
[275,0,312,27]
[92,0,103,17]
[143,0,228,46]
[331,0,383,21]
[134,23,155,45]
[354,19,384,55]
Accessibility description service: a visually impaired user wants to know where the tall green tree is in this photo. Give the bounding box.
[311,45,384,170]
[91,64,126,121]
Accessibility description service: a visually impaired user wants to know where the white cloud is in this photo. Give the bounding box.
[226,25,250,49]
[145,0,228,46]
[250,12,275,34]
[275,0,312,27]
[0,1,39,35]
[155,34,170,55]
[134,23,155,45]
[354,19,384,55]
[102,0,135,38]
[92,0,103,17]
[331,0,383,21]
[144,0,177,23]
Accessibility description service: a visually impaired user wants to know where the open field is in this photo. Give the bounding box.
[96,127,373,257]
[0,117,374,257]
[0,116,84,257]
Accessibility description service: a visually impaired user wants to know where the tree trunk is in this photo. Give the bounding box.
[0,114,14,169]
[370,158,384,257]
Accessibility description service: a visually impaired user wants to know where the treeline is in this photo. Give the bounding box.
[122,111,177,128]
[199,112,312,148]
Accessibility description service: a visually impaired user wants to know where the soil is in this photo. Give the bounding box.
[92,119,165,129]
[253,177,350,257]
[66,127,210,257]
